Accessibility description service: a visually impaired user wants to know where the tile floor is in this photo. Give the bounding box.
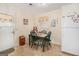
[8,43,73,56]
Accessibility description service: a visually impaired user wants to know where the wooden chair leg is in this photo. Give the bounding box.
[31,43,33,48]
[42,44,45,52]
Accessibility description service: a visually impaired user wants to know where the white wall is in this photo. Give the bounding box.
[14,6,34,46]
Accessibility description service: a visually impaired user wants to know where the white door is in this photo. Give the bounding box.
[61,4,79,55]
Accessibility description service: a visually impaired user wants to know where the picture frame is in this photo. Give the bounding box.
[23,18,28,25]
[51,19,57,28]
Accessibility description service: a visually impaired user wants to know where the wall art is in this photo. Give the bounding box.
[23,18,28,25]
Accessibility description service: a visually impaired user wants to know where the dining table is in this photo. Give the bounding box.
[37,32,47,38]
[29,32,47,52]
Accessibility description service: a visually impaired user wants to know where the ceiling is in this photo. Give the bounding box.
[22,3,71,16]
[0,3,71,16]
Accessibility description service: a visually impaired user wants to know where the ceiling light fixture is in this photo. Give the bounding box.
[37,3,48,7]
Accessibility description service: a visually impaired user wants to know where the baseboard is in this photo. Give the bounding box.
[61,51,77,56]
[51,41,61,46]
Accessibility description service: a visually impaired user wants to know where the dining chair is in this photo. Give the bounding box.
[29,34,39,49]
[46,31,51,41]
[38,31,52,52]
[44,31,52,49]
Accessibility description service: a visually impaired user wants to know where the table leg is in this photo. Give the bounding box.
[42,44,45,52]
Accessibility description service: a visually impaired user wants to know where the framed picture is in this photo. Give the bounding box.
[51,19,57,28]
[23,19,28,25]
